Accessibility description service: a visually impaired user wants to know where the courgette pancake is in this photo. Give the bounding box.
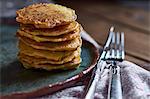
[16,3,82,71]
[17,26,80,42]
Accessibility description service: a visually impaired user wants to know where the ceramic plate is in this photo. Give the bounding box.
[0,25,99,98]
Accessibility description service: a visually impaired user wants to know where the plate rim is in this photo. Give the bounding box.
[1,38,100,98]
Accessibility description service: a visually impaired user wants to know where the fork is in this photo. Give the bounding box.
[104,31,125,99]
[84,27,114,99]
[84,27,125,99]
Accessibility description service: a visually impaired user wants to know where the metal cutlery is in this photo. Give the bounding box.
[84,27,114,99]
[84,27,125,99]
[105,32,124,99]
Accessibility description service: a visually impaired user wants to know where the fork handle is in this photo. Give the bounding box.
[84,61,106,99]
[108,66,122,99]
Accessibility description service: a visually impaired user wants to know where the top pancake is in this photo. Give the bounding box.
[16,3,77,28]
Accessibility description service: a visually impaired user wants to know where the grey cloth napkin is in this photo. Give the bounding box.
[40,31,150,99]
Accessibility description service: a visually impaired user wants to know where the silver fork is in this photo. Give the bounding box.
[84,27,125,99]
[84,27,114,99]
[105,31,125,99]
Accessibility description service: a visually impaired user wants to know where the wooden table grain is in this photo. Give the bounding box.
[57,0,150,66]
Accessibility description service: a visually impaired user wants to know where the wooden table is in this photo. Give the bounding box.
[57,0,150,66]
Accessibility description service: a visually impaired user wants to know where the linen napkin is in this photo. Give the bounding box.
[40,31,150,99]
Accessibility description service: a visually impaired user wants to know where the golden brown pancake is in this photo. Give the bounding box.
[16,3,77,28]
[17,26,80,42]
[20,21,79,36]
[20,56,81,70]
[18,41,81,61]
[18,51,80,65]
[18,41,81,64]
[18,35,82,51]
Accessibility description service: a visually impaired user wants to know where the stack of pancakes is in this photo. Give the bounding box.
[16,3,82,71]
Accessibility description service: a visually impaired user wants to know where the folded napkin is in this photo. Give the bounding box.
[40,31,150,99]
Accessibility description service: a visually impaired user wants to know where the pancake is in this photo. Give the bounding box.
[16,3,77,28]
[20,21,79,36]
[18,51,80,65]
[20,56,81,70]
[17,26,80,42]
[18,41,81,61]
[19,41,81,61]
[18,36,82,51]
[18,41,81,63]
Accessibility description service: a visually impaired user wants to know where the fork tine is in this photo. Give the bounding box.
[121,32,125,60]
[108,32,115,60]
[105,50,110,60]
[116,32,120,60]
[105,26,114,49]
[110,26,114,32]
[101,26,114,60]
[112,32,115,59]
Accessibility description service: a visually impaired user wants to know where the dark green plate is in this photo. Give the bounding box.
[0,25,99,98]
